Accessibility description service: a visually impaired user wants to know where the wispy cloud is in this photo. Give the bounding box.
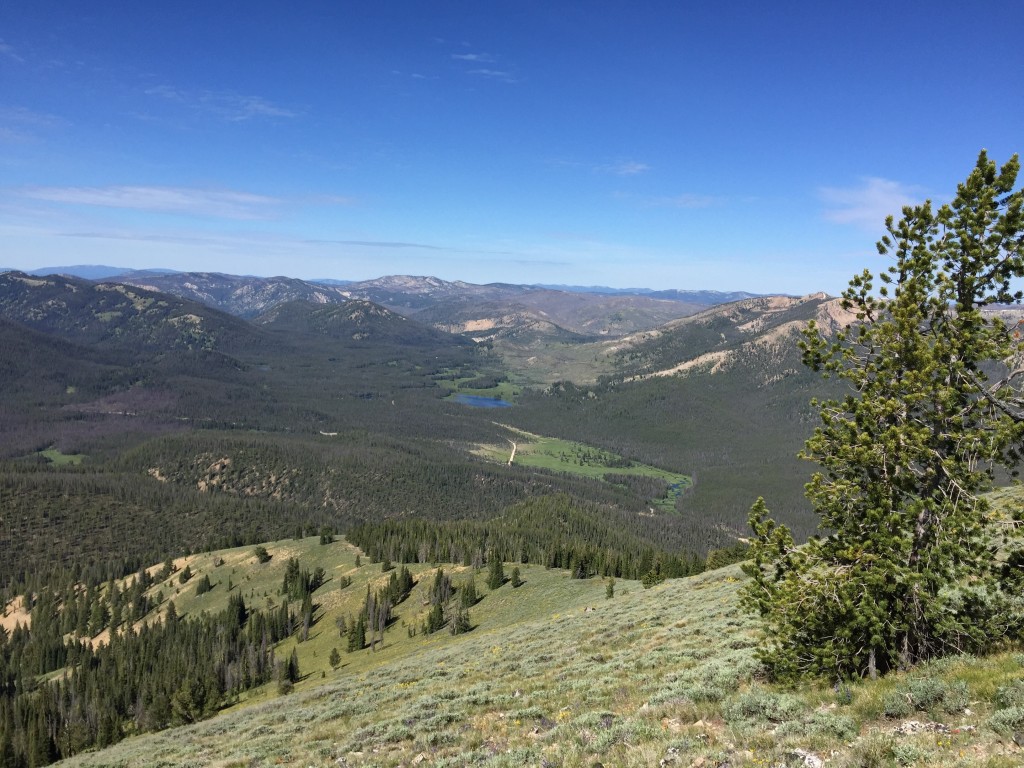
[308,194,357,206]
[449,45,517,83]
[22,185,283,219]
[648,193,718,209]
[551,158,651,176]
[145,85,299,121]
[452,53,495,63]
[467,68,517,83]
[305,238,515,256]
[820,177,927,230]
[392,70,432,81]
[60,231,228,245]
[0,40,24,63]
[0,106,63,143]
[306,238,445,250]
[599,161,650,176]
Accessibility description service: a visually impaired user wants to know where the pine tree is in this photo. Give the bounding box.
[27,710,55,767]
[450,604,471,635]
[460,577,478,607]
[0,727,15,768]
[346,615,365,652]
[159,557,174,580]
[486,555,505,590]
[743,151,1024,681]
[194,574,213,595]
[425,601,444,634]
[287,649,300,683]
[329,647,341,670]
[510,567,522,588]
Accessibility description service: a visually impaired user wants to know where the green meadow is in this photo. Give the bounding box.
[35,448,86,465]
[475,426,691,512]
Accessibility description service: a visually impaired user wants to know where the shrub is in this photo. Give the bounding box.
[774,709,858,741]
[723,688,804,724]
[882,691,912,719]
[884,677,970,716]
[988,706,1024,735]
[995,679,1024,709]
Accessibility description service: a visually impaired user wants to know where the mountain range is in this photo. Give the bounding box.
[7,264,1023,767]
[0,266,842,547]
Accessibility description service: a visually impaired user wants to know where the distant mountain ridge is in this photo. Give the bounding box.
[533,284,763,304]
[6,264,761,305]
[3,266,786,359]
[0,271,262,354]
[111,271,351,319]
[24,265,180,280]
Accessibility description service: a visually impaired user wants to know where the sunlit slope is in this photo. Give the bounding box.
[57,531,1024,767]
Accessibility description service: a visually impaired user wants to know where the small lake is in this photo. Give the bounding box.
[452,394,513,408]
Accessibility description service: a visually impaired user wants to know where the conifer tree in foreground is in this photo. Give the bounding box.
[743,151,1024,681]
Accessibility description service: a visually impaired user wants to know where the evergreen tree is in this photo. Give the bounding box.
[425,601,445,634]
[159,557,174,580]
[606,577,615,599]
[27,710,55,767]
[329,647,341,670]
[171,675,210,725]
[510,567,522,588]
[177,564,192,585]
[429,568,452,606]
[450,604,471,635]
[287,649,300,683]
[743,152,1024,681]
[0,728,15,768]
[194,574,213,595]
[346,615,365,652]
[460,577,478,607]
[486,555,505,590]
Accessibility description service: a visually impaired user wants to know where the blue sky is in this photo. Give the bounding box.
[2,1,1021,294]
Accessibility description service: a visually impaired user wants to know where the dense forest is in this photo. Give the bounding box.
[0,582,299,766]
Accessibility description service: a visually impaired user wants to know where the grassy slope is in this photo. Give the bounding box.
[59,537,1024,768]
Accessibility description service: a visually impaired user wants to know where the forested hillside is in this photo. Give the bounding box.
[511,294,847,540]
[0,272,841,591]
